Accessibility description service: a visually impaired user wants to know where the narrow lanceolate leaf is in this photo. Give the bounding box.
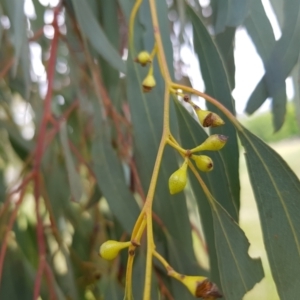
[212,0,229,34]
[226,0,251,28]
[4,0,26,74]
[188,6,240,213]
[59,121,83,203]
[211,0,250,34]
[244,0,278,120]
[91,95,139,233]
[215,27,236,90]
[70,0,125,73]
[238,126,300,300]
[244,0,276,63]
[91,127,140,234]
[269,0,284,27]
[212,201,264,300]
[246,0,300,131]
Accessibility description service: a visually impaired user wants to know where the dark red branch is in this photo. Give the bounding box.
[33,6,61,299]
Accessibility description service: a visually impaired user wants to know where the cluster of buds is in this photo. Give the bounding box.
[168,134,228,195]
[135,50,156,92]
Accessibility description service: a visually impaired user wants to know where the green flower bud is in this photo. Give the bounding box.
[191,134,228,153]
[192,155,213,172]
[135,51,151,66]
[168,160,188,195]
[142,74,156,92]
[99,240,131,260]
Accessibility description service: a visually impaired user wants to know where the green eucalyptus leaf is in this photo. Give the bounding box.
[70,0,126,73]
[212,201,264,300]
[103,276,124,299]
[4,0,26,75]
[269,0,284,27]
[188,5,240,214]
[246,0,300,131]
[91,99,140,233]
[0,120,32,161]
[244,0,276,64]
[212,0,250,34]
[238,126,300,299]
[0,248,34,300]
[215,27,236,90]
[59,121,83,203]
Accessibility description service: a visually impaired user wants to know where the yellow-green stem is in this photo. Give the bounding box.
[171,83,242,131]
[149,0,171,84]
[129,0,143,55]
[142,84,170,299]
[166,138,186,155]
[124,253,135,300]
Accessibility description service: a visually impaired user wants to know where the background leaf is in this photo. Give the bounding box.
[245,0,300,131]
[188,5,240,214]
[212,202,264,300]
[70,0,126,73]
[238,126,300,299]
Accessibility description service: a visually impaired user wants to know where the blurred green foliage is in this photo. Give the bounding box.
[241,102,300,143]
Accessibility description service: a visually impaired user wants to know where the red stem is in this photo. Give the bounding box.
[0,172,33,219]
[68,139,96,178]
[33,7,60,299]
[44,262,58,300]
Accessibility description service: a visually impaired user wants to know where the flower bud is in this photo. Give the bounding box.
[192,155,213,172]
[195,108,224,128]
[181,276,222,299]
[191,134,228,153]
[142,74,156,92]
[99,240,131,261]
[135,51,151,66]
[168,160,188,195]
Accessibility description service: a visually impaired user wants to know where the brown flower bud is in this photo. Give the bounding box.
[194,107,225,128]
[180,275,222,299]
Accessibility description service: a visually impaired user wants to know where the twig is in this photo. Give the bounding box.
[33,6,61,298]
